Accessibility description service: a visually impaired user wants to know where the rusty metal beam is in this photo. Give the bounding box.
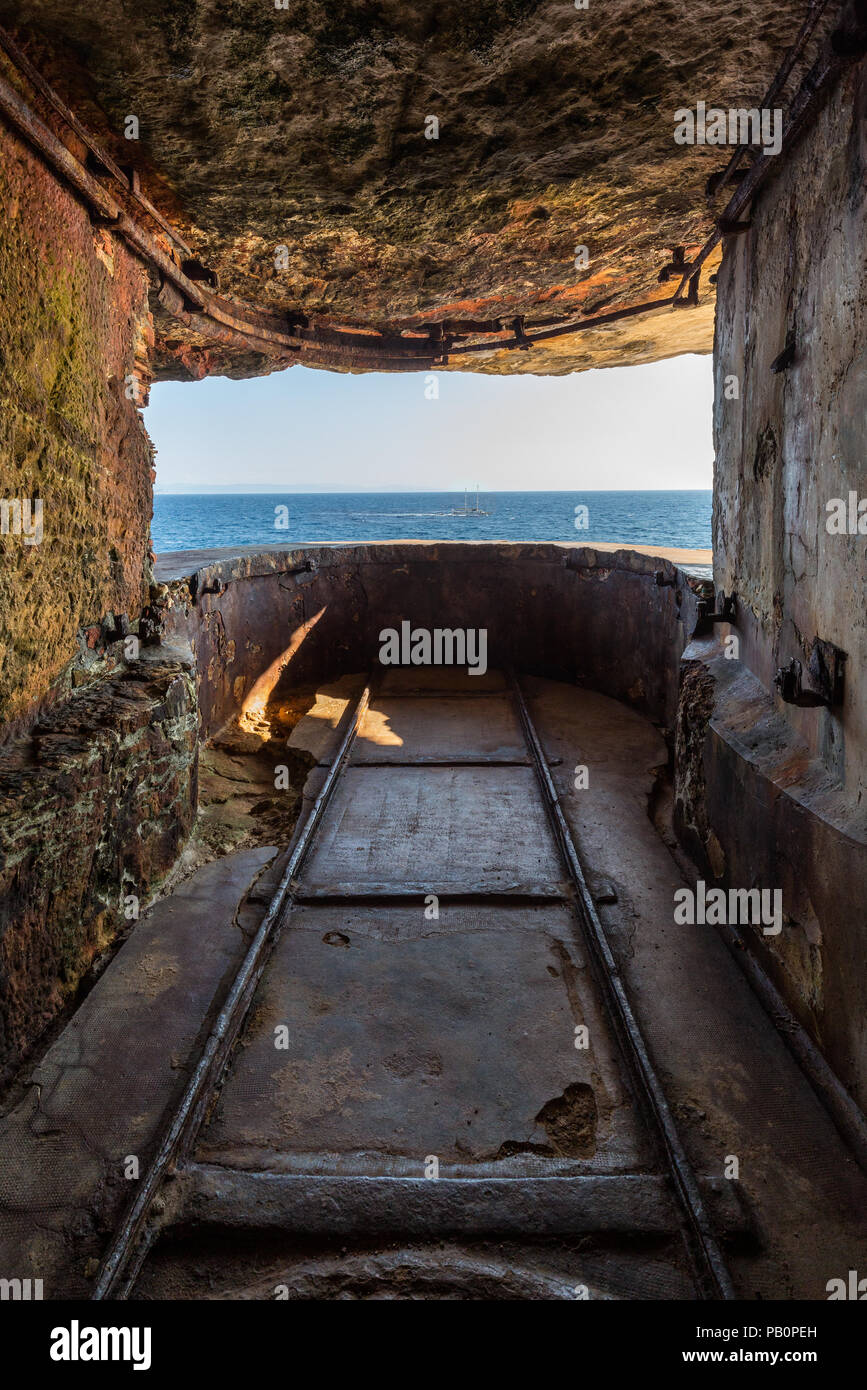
[450,295,681,356]
[1,3,860,374]
[0,67,127,229]
[0,25,192,254]
[706,0,833,198]
[680,0,866,298]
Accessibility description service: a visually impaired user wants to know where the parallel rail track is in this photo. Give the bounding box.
[93,670,735,1301]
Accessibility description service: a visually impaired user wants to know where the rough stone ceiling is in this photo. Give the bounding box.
[3,0,811,377]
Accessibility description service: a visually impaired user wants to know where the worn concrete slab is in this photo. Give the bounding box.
[286,674,366,763]
[301,765,562,892]
[0,847,276,1298]
[197,905,646,1172]
[352,696,527,763]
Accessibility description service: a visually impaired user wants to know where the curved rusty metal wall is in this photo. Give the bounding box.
[156,543,708,742]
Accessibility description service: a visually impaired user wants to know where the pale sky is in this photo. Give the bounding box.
[148,353,713,493]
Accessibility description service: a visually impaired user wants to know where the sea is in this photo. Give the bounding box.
[151,490,712,555]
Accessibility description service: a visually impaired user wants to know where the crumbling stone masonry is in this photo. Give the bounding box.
[0,657,197,1086]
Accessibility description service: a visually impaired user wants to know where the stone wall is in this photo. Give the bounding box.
[0,85,154,734]
[0,652,197,1086]
[677,57,867,1109]
[712,59,867,795]
[0,78,194,1085]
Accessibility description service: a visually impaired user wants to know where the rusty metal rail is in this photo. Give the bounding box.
[87,665,739,1301]
[91,682,372,1300]
[0,26,192,255]
[1,3,861,373]
[705,0,833,198]
[678,0,865,298]
[508,672,735,1300]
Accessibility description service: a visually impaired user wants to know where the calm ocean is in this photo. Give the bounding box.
[152,490,712,554]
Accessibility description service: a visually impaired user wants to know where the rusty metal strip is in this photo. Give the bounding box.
[0,68,120,222]
[0,25,192,254]
[679,0,863,298]
[0,6,859,371]
[450,295,681,356]
[508,671,736,1301]
[707,0,832,197]
[91,683,372,1300]
[0,26,128,185]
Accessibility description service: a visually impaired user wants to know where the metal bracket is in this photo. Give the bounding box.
[189,574,227,603]
[694,591,736,635]
[672,272,700,308]
[657,247,690,283]
[717,217,753,236]
[775,640,846,708]
[770,331,796,374]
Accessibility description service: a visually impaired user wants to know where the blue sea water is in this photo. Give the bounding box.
[152,491,712,554]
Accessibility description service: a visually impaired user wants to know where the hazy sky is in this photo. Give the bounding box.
[148,352,713,493]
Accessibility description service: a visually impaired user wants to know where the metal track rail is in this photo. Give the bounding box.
[508,671,735,1301]
[94,668,739,1300]
[92,682,372,1300]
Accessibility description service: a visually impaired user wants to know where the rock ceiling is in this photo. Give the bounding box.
[1,0,812,377]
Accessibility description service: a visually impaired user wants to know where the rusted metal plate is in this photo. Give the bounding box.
[353,695,527,763]
[301,765,561,892]
[196,905,646,1171]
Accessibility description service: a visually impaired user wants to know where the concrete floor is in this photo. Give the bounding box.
[3,671,866,1300]
[153,671,867,1298]
[526,677,867,1299]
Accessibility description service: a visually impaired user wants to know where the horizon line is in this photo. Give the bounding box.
[154,486,713,496]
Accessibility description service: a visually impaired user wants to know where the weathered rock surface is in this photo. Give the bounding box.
[0,100,153,726]
[0,0,811,378]
[0,654,198,1084]
[713,57,867,795]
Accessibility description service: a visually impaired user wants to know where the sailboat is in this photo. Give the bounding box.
[445,485,489,516]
